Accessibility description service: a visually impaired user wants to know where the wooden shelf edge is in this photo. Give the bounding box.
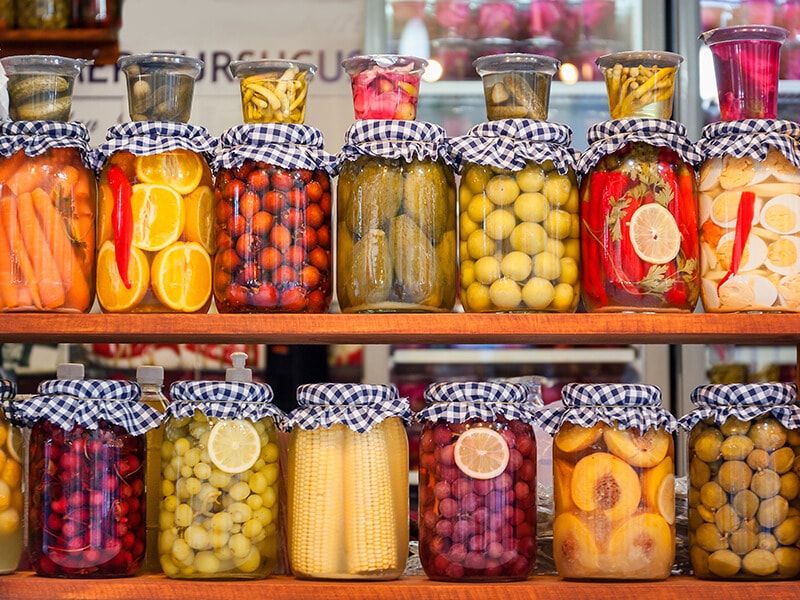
[0,28,119,64]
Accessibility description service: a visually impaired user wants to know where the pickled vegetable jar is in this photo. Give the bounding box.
[578,119,702,312]
[213,124,336,312]
[160,353,282,580]
[118,53,202,123]
[14,374,162,578]
[0,121,96,312]
[416,381,538,582]
[540,383,678,580]
[450,120,580,312]
[286,383,410,580]
[679,383,800,580]
[341,54,426,120]
[91,122,218,313]
[229,59,316,125]
[0,379,23,574]
[696,120,800,312]
[336,120,457,312]
[15,0,69,28]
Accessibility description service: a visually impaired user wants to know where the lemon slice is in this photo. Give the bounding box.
[629,203,681,264]
[151,241,212,312]
[453,427,510,480]
[5,427,23,464]
[207,419,261,474]
[183,185,216,254]
[130,184,186,252]
[96,241,150,312]
[134,149,205,196]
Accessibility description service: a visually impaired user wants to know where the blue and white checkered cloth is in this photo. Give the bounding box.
[213,122,337,174]
[696,119,800,168]
[168,379,284,424]
[449,119,579,175]
[10,378,162,436]
[0,120,92,163]
[287,382,411,433]
[416,381,541,425]
[577,118,703,176]
[678,382,800,430]
[538,382,678,435]
[0,378,16,424]
[89,121,218,174]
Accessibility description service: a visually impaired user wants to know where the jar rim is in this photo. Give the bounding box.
[1,54,93,77]
[473,52,560,76]
[117,53,203,77]
[228,58,317,80]
[700,24,789,46]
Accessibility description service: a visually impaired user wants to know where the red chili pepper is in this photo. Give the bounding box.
[617,193,646,292]
[600,171,638,295]
[581,170,612,307]
[107,165,134,289]
[717,190,756,291]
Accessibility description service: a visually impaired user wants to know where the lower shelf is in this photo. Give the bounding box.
[0,573,796,600]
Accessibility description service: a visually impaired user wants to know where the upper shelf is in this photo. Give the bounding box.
[0,312,798,345]
[0,28,119,65]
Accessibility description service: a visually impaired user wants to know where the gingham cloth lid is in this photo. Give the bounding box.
[416,381,541,425]
[286,383,411,433]
[0,378,16,421]
[538,382,678,435]
[678,382,800,430]
[0,121,92,163]
[88,121,218,174]
[696,119,800,168]
[448,119,579,175]
[167,379,283,424]
[10,378,162,436]
[336,119,455,173]
[577,118,703,176]
[212,122,337,174]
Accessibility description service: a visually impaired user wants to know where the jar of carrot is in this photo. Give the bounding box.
[0,121,96,312]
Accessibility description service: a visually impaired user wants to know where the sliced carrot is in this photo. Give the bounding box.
[17,191,64,308]
[0,196,41,309]
[0,213,18,308]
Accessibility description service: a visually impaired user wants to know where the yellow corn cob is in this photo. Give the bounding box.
[288,423,345,577]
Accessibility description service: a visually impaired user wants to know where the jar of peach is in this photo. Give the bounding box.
[539,383,678,580]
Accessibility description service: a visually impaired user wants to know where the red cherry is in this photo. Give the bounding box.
[271,169,295,191]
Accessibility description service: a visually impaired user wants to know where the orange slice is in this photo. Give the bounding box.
[151,241,212,312]
[183,185,216,254]
[130,183,185,251]
[629,203,681,264]
[453,427,510,479]
[134,149,205,195]
[96,240,149,312]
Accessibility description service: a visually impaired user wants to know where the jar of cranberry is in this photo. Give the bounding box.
[416,381,539,581]
[213,123,335,312]
[13,366,162,577]
[0,378,23,574]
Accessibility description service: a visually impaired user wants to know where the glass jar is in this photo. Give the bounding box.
[15,0,69,28]
[213,124,335,313]
[0,379,23,574]
[229,59,316,125]
[0,122,96,313]
[541,383,678,580]
[680,383,800,580]
[336,120,457,313]
[696,120,800,313]
[416,381,538,581]
[80,0,116,27]
[341,54,427,121]
[15,374,161,578]
[578,119,702,312]
[286,383,410,580]
[0,0,13,27]
[92,122,217,313]
[450,120,580,312]
[159,354,282,580]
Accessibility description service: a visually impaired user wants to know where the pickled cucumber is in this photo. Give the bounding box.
[347,229,393,308]
[390,214,437,305]
[343,162,403,237]
[402,159,452,242]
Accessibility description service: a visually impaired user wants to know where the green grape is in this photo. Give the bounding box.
[161,479,176,497]
[242,518,263,539]
[229,502,252,523]
[229,481,250,502]
[183,448,201,468]
[194,461,212,480]
[161,439,175,461]
[161,555,180,577]
[246,494,263,511]
[184,477,202,496]
[229,532,251,558]
[194,550,221,574]
[173,436,191,455]
[185,525,211,550]
[209,469,231,489]
[159,510,175,531]
[175,503,194,527]
[189,421,210,440]
[215,546,234,561]
[211,511,234,533]
[261,463,279,486]
[260,486,277,508]
[179,464,194,479]
[172,538,194,566]
[163,494,178,513]
[163,464,178,482]
[211,530,230,548]
[235,547,262,573]
[193,412,208,424]
[253,507,272,527]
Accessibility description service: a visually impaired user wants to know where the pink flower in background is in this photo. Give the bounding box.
[529,0,565,37]
[436,0,472,29]
[477,1,518,39]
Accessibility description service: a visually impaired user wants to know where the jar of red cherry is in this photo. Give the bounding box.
[13,366,162,577]
[416,381,539,581]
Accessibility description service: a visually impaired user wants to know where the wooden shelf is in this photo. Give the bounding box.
[0,28,119,64]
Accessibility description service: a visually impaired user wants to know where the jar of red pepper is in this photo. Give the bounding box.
[577,119,702,312]
[13,364,162,577]
[213,123,336,312]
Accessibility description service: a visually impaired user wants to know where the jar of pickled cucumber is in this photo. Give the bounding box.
[160,353,283,580]
[416,381,539,581]
[696,120,800,312]
[285,383,410,580]
[212,124,336,312]
[577,119,702,312]
[539,382,678,580]
[336,120,457,312]
[12,367,162,578]
[0,378,23,574]
[679,382,800,580]
[90,122,218,313]
[15,0,69,28]
[449,120,580,312]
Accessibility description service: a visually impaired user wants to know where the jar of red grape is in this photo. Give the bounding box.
[577,119,702,312]
[416,381,539,581]
[13,369,162,577]
[539,382,678,580]
[449,120,580,312]
[285,383,410,580]
[160,353,283,579]
[696,120,800,312]
[336,120,457,312]
[0,378,23,574]
[679,383,800,580]
[213,123,336,312]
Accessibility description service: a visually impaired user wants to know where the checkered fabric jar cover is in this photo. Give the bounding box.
[416,381,541,425]
[696,119,800,166]
[168,379,283,424]
[0,120,93,164]
[678,382,800,430]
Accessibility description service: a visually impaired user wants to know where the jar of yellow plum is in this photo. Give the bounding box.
[0,378,23,574]
[696,120,800,312]
[540,383,678,580]
[450,120,580,312]
[680,383,800,580]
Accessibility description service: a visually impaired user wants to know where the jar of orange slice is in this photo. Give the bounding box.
[91,122,218,313]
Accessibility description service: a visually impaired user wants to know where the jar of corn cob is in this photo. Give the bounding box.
[286,383,411,580]
[416,381,539,581]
